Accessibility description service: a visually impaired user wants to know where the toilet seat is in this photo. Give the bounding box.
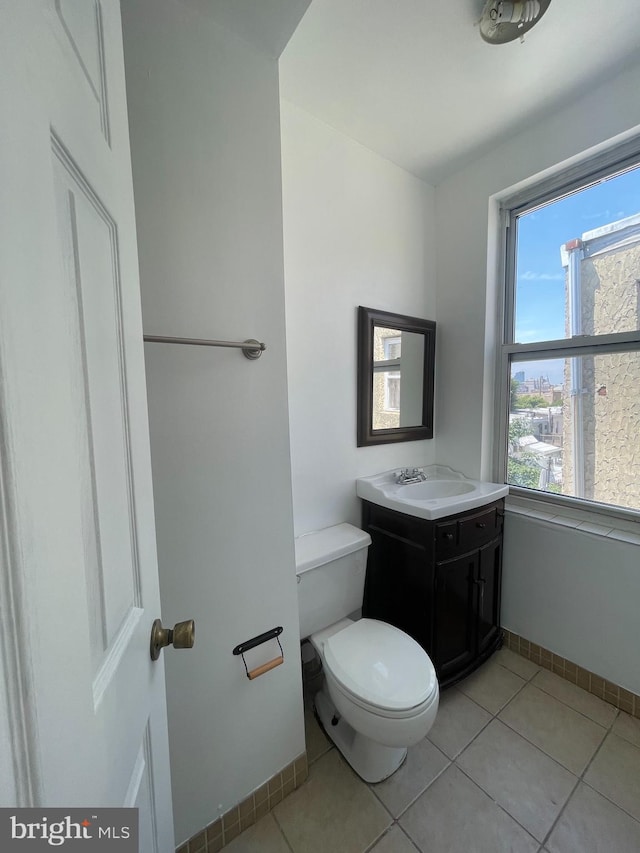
[323,618,437,713]
[326,668,438,721]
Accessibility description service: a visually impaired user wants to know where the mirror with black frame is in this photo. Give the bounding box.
[357,306,435,447]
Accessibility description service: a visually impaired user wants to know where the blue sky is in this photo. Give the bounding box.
[513,164,640,384]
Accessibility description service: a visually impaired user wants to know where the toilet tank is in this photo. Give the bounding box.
[295,523,371,639]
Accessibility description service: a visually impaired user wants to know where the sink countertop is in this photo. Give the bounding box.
[356,465,509,520]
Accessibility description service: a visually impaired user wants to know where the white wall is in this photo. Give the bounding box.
[281,101,437,536]
[503,513,640,695]
[121,1,304,845]
[435,61,640,692]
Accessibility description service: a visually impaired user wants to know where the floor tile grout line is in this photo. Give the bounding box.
[606,727,640,750]
[452,760,541,846]
[396,822,423,853]
[504,642,640,726]
[362,825,391,853]
[495,676,614,778]
[577,727,640,826]
[307,742,333,767]
[495,710,598,777]
[361,820,423,853]
[538,703,625,849]
[538,770,583,849]
[327,740,402,830]
[428,698,495,763]
[507,640,640,723]
[361,821,395,853]
[368,751,453,822]
[492,655,543,684]
[270,808,296,853]
[452,724,580,842]
[457,659,535,718]
[520,683,615,733]
[367,778,400,823]
[580,777,640,827]
[610,719,640,749]
[427,677,512,766]
[453,717,584,796]
[580,723,614,778]
[448,668,531,762]
[528,674,621,730]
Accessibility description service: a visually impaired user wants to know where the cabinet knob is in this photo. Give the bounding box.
[444,532,454,540]
[476,522,486,529]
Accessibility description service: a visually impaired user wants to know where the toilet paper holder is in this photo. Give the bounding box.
[233,626,284,680]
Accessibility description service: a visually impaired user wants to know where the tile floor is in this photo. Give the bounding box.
[225,648,640,853]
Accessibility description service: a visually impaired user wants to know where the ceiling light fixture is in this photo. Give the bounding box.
[479,0,551,44]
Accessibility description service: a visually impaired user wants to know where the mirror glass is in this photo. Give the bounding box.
[357,307,435,447]
[372,328,425,430]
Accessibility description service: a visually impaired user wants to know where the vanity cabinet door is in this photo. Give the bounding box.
[363,523,433,651]
[476,537,503,656]
[433,553,477,680]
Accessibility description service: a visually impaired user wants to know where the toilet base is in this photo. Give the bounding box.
[314,686,407,783]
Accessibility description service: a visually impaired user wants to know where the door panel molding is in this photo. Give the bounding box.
[124,725,160,853]
[54,0,111,144]
[52,132,143,668]
[0,396,42,806]
[93,605,144,708]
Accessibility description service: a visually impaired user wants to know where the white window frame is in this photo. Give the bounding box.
[495,138,640,523]
[383,370,401,412]
[383,335,402,361]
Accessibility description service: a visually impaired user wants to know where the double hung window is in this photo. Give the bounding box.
[499,147,640,515]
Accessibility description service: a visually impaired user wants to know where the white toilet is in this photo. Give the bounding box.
[295,522,439,783]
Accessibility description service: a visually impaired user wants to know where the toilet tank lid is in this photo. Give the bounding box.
[295,523,371,575]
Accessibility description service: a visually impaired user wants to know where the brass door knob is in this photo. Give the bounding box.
[150,618,195,661]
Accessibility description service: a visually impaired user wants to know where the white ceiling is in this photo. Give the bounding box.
[279,0,640,184]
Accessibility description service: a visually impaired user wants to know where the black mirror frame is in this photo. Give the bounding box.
[357,306,435,447]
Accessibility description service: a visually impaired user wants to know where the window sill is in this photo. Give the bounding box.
[505,493,640,545]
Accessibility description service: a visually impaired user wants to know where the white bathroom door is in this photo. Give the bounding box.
[0,2,175,849]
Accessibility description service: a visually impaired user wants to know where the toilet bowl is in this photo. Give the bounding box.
[311,617,439,782]
[295,523,439,783]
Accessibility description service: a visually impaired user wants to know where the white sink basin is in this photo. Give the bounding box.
[400,480,475,500]
[356,465,508,520]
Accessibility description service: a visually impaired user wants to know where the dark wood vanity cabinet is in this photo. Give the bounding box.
[361,499,504,688]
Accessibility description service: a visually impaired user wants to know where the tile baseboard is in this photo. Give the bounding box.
[176,751,308,853]
[502,629,640,719]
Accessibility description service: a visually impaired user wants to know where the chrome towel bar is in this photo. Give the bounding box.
[144,334,265,360]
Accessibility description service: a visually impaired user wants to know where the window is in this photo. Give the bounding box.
[499,147,640,515]
[382,336,401,413]
[384,336,402,360]
[384,371,401,412]
[372,328,402,427]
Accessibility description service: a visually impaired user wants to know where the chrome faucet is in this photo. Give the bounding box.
[395,467,427,485]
